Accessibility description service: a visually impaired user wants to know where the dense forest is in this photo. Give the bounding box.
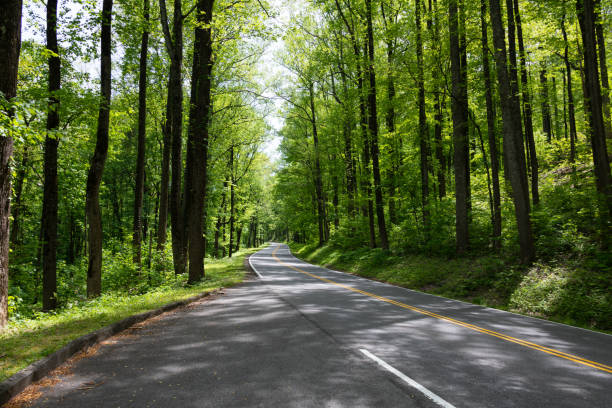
[0,0,610,330]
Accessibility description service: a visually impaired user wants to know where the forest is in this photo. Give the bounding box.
[0,0,611,334]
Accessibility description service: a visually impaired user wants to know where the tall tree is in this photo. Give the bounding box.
[381,2,399,222]
[334,0,377,248]
[480,0,502,250]
[540,68,552,142]
[513,0,538,205]
[561,13,578,163]
[156,83,171,249]
[229,146,235,257]
[594,0,611,139]
[416,0,430,232]
[159,0,186,274]
[133,0,150,266]
[577,0,612,228]
[365,0,389,250]
[184,0,214,283]
[430,0,446,200]
[42,0,60,310]
[86,0,113,297]
[489,0,535,264]
[0,0,23,326]
[308,81,326,247]
[449,0,470,253]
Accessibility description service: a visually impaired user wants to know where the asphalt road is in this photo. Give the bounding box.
[27,243,611,407]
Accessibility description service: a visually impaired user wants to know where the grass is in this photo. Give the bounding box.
[0,247,260,382]
[289,242,612,334]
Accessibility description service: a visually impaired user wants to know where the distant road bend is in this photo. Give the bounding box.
[27,243,611,408]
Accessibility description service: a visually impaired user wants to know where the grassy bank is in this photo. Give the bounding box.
[0,247,259,382]
[289,243,612,333]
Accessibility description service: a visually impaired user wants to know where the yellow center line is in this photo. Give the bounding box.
[270,245,612,374]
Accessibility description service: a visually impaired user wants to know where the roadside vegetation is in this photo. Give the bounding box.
[0,247,258,382]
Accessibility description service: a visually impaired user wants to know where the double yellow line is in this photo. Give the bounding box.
[271,245,612,374]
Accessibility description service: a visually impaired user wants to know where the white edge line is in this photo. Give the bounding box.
[359,349,456,408]
[248,250,265,279]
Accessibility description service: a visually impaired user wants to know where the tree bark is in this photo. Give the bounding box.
[561,15,578,163]
[309,82,326,247]
[513,0,538,205]
[156,82,171,249]
[0,0,22,326]
[595,0,611,139]
[489,0,535,264]
[540,68,553,142]
[480,0,502,250]
[577,0,612,227]
[214,178,228,258]
[449,0,470,254]
[416,0,430,233]
[86,0,113,297]
[381,3,399,223]
[229,146,235,257]
[184,0,213,283]
[10,145,29,248]
[42,0,60,310]
[430,0,446,200]
[133,0,149,266]
[160,0,186,274]
[365,0,389,250]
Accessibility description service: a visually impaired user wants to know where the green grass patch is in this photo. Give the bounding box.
[0,247,260,382]
[289,243,612,334]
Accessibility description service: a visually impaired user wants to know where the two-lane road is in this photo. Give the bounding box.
[250,243,611,407]
[24,243,611,407]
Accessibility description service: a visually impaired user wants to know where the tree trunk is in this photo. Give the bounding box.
[561,15,578,163]
[480,0,502,250]
[156,83,171,249]
[430,0,446,200]
[513,0,538,205]
[552,75,561,139]
[416,0,430,233]
[184,0,213,283]
[365,0,389,250]
[489,0,535,264]
[42,0,60,310]
[133,0,149,266]
[0,0,22,326]
[540,68,553,142]
[309,82,326,247]
[577,0,612,227]
[86,0,113,297]
[595,0,611,139]
[235,224,242,252]
[229,147,235,257]
[381,3,399,224]
[449,0,470,254]
[10,145,29,248]
[160,0,186,274]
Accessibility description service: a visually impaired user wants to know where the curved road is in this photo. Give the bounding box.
[26,243,611,407]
